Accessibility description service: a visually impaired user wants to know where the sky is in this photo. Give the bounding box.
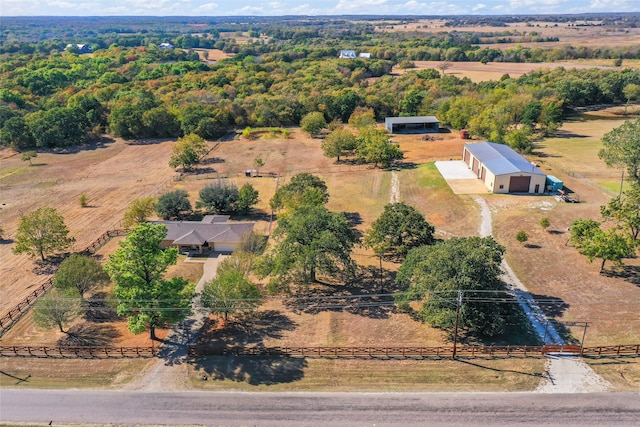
[1,0,639,17]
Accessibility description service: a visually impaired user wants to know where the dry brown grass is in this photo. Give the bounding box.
[0,138,177,319]
[188,356,546,392]
[0,357,153,389]
[393,60,640,83]
[585,357,640,391]
[377,19,640,50]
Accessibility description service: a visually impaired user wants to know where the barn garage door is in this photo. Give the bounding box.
[472,158,479,174]
[508,176,531,193]
[463,149,470,165]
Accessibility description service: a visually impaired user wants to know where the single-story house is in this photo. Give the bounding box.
[159,42,174,49]
[66,44,91,53]
[359,52,371,59]
[339,50,357,59]
[385,116,440,134]
[462,142,546,194]
[153,215,255,253]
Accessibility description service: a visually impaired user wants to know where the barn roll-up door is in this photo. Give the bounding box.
[508,176,531,193]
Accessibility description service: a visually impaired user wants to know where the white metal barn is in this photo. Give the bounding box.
[462,142,546,194]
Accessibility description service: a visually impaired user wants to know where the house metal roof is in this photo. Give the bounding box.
[385,116,439,125]
[464,142,545,176]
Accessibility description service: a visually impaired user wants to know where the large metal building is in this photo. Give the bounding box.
[385,116,440,134]
[463,142,546,194]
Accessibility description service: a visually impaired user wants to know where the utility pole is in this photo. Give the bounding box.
[452,290,463,359]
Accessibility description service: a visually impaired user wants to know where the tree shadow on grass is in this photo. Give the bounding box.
[530,293,570,318]
[57,323,121,346]
[197,310,298,347]
[191,356,307,385]
[283,267,399,320]
[84,292,119,323]
[32,254,66,275]
[602,265,640,286]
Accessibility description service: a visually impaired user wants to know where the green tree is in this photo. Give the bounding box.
[21,150,37,165]
[155,190,192,220]
[32,287,83,333]
[105,223,195,340]
[599,117,640,183]
[300,111,327,136]
[570,219,634,273]
[259,205,358,286]
[13,207,75,261]
[269,173,329,211]
[395,237,515,338]
[321,127,357,162]
[169,134,208,172]
[237,183,259,215]
[356,127,403,168]
[364,202,435,261]
[122,196,156,228]
[198,179,239,214]
[539,217,551,232]
[54,254,110,298]
[238,230,268,255]
[347,107,376,129]
[26,107,86,148]
[505,127,534,154]
[79,193,88,208]
[515,230,529,244]
[600,183,640,242]
[253,156,264,175]
[0,116,33,150]
[200,269,262,322]
[623,83,640,113]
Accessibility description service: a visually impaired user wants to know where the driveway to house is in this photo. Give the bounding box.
[125,252,227,391]
[474,196,610,393]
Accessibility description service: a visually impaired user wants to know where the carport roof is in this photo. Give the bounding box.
[385,116,439,124]
[465,142,545,176]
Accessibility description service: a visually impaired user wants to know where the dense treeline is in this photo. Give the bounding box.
[1,16,640,150]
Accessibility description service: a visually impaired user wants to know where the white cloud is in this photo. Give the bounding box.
[197,2,219,11]
[333,0,388,13]
[472,3,486,11]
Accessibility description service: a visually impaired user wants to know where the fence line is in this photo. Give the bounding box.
[1,343,637,360]
[187,344,639,358]
[0,278,54,335]
[0,229,130,338]
[0,345,157,358]
[183,157,463,182]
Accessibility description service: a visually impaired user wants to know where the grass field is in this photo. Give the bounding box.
[187,357,545,392]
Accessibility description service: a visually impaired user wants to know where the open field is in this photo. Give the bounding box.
[376,19,640,49]
[392,60,640,83]
[0,138,177,320]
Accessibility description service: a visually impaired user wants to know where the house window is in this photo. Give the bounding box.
[499,185,504,189]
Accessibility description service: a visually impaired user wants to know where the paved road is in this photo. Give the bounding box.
[1,390,639,426]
